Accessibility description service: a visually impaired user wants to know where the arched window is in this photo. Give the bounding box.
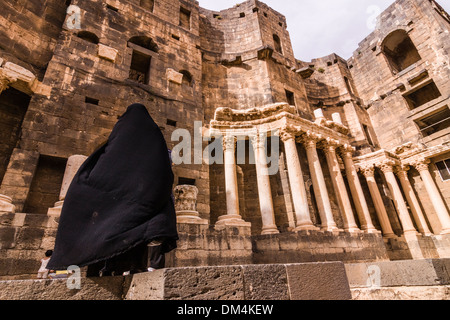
[76,31,99,44]
[273,34,282,54]
[381,30,421,74]
[180,70,193,86]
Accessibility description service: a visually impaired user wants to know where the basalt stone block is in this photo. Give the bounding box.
[285,262,352,300]
[242,264,289,300]
[0,276,127,300]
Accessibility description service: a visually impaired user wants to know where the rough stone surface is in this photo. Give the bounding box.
[351,286,450,300]
[0,277,127,300]
[285,262,352,300]
[345,259,450,288]
[242,264,289,300]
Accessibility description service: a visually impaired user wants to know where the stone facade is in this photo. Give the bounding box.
[0,0,450,280]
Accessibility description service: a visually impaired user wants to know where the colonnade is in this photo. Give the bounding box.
[217,128,380,235]
[217,128,450,237]
[360,159,450,236]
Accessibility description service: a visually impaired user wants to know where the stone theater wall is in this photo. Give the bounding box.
[0,0,450,279]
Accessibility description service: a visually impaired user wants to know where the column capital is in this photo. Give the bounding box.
[411,158,431,172]
[337,144,356,158]
[250,132,267,150]
[360,165,376,178]
[319,138,342,154]
[300,131,323,150]
[222,135,237,152]
[279,125,297,143]
[394,165,411,178]
[379,160,396,173]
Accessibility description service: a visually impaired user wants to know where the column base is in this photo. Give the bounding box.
[177,211,209,225]
[0,194,15,213]
[362,227,382,234]
[215,214,251,228]
[261,225,280,235]
[294,224,320,232]
[344,227,362,234]
[382,233,398,239]
[320,225,342,232]
[47,200,64,217]
[403,230,420,236]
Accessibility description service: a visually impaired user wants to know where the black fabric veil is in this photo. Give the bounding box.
[48,103,178,270]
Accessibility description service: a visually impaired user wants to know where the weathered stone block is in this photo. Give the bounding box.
[285,262,352,300]
[242,264,288,300]
[97,44,118,62]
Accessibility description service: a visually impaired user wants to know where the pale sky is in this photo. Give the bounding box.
[198,0,450,62]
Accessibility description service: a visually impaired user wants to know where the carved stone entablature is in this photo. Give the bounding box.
[213,103,296,122]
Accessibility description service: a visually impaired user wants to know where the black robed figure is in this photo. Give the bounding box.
[47,104,178,274]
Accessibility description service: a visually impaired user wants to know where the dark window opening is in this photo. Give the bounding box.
[178,177,196,186]
[344,76,354,95]
[273,34,282,54]
[167,119,177,127]
[0,88,31,185]
[140,0,154,12]
[180,7,191,29]
[362,124,375,147]
[382,30,421,74]
[279,22,283,27]
[129,51,151,84]
[85,97,99,105]
[253,8,259,13]
[285,90,295,106]
[180,70,193,86]
[77,31,99,44]
[436,159,450,181]
[106,4,119,12]
[404,81,442,110]
[128,36,158,53]
[240,12,245,18]
[415,106,450,137]
[23,155,67,215]
[263,12,268,17]
[172,34,180,41]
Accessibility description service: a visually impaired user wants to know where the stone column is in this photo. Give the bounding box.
[174,185,208,225]
[395,166,432,236]
[379,161,418,235]
[360,165,396,238]
[323,141,360,233]
[340,148,378,233]
[280,128,316,231]
[216,135,250,228]
[251,133,279,235]
[304,134,338,231]
[412,159,450,234]
[48,155,88,217]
